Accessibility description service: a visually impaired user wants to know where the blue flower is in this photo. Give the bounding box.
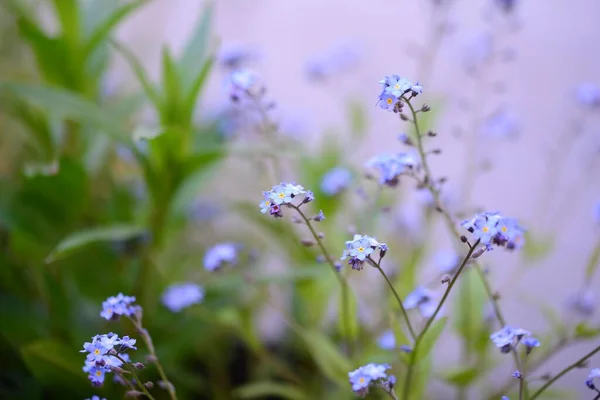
[570,289,596,316]
[586,368,600,390]
[305,42,360,81]
[204,243,238,271]
[100,294,138,321]
[378,92,399,111]
[348,363,391,396]
[366,152,419,187]
[576,83,600,107]
[411,82,423,95]
[314,210,326,222]
[490,326,533,354]
[461,212,525,250]
[218,43,258,69]
[341,234,383,270]
[226,69,259,102]
[85,364,106,386]
[85,396,106,400]
[404,286,437,318]
[161,282,204,312]
[321,167,352,196]
[377,330,396,350]
[482,110,518,138]
[495,0,516,13]
[522,337,540,354]
[512,370,522,379]
[119,336,137,350]
[501,397,510,400]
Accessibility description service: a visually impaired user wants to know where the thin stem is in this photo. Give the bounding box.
[292,205,354,357]
[386,388,400,400]
[369,257,416,340]
[519,378,524,400]
[114,354,156,400]
[403,241,479,400]
[529,344,600,400]
[132,320,177,400]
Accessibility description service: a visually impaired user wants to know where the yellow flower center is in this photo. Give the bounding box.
[482,226,489,233]
[265,200,271,206]
[501,226,508,233]
[278,193,285,199]
[359,377,365,384]
[96,370,102,376]
[394,84,401,89]
[94,349,101,355]
[386,98,393,105]
[357,246,365,253]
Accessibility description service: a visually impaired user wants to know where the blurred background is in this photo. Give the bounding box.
[0,0,599,399]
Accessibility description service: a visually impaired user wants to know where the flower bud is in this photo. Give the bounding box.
[125,390,143,398]
[472,246,486,258]
[400,113,410,121]
[144,381,154,389]
[300,239,315,247]
[132,362,145,370]
[421,104,431,112]
[441,274,451,284]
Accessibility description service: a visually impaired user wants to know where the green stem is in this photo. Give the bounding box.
[132,321,177,400]
[403,241,479,400]
[530,344,600,400]
[292,205,354,357]
[368,257,416,340]
[114,354,156,400]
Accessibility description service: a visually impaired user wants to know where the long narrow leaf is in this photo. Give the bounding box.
[182,56,214,123]
[178,1,214,86]
[52,0,81,47]
[82,0,149,62]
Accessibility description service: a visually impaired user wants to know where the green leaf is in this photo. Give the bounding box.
[298,329,351,385]
[161,45,182,121]
[178,1,214,87]
[82,0,148,62]
[574,322,600,339]
[415,317,448,362]
[52,0,81,47]
[409,355,432,400]
[584,240,600,282]
[339,283,359,342]
[522,231,554,262]
[182,56,215,123]
[110,39,161,107]
[233,382,308,400]
[454,268,487,352]
[443,367,480,387]
[347,98,367,140]
[46,224,146,262]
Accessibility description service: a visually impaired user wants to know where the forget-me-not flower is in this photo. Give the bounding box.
[576,83,600,107]
[377,330,396,350]
[100,293,138,321]
[482,110,518,138]
[341,234,385,270]
[461,212,525,251]
[490,326,537,354]
[81,333,137,387]
[86,396,106,400]
[161,282,204,313]
[586,368,600,390]
[259,182,310,218]
[366,152,419,187]
[204,243,238,271]
[404,286,438,318]
[321,167,352,196]
[348,363,391,397]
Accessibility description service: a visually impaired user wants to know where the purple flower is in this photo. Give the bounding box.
[204,243,238,271]
[586,368,600,390]
[404,286,437,318]
[161,282,204,312]
[321,167,352,196]
[100,293,138,321]
[576,83,600,107]
[348,363,391,396]
[377,330,396,350]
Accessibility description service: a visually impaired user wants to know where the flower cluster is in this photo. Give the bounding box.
[162,282,204,312]
[366,152,419,187]
[377,330,396,350]
[460,212,525,250]
[204,243,238,271]
[226,69,261,103]
[348,363,392,397]
[377,74,423,112]
[341,234,387,270]
[490,326,540,354]
[586,368,600,390]
[321,167,352,196]
[259,182,310,218]
[80,333,137,386]
[404,286,438,318]
[100,293,139,321]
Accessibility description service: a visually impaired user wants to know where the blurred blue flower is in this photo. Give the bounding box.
[411,82,424,95]
[86,396,106,400]
[321,167,352,196]
[435,250,460,274]
[348,363,391,396]
[522,337,540,354]
[100,293,138,321]
[377,330,396,350]
[576,83,600,107]
[226,69,259,101]
[512,370,522,379]
[482,110,518,138]
[366,152,419,187]
[496,0,516,12]
[162,282,205,313]
[314,210,326,222]
[490,326,533,354]
[570,289,596,316]
[463,33,492,72]
[501,397,510,400]
[586,368,600,390]
[218,43,259,69]
[204,243,238,271]
[404,286,437,318]
[305,42,360,81]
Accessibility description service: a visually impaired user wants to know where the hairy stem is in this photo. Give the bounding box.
[292,205,354,356]
[403,241,479,400]
[114,354,156,400]
[530,344,600,400]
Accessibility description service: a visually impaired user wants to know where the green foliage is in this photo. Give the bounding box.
[234,382,309,400]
